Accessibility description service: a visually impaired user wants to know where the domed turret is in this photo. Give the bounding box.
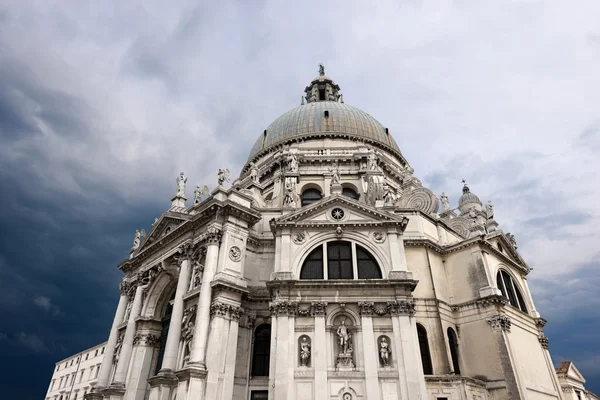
[458,182,482,214]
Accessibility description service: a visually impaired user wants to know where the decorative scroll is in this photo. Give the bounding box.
[398,187,439,214]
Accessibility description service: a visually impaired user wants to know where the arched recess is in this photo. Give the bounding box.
[294,231,390,279]
[447,327,460,375]
[141,271,177,318]
[495,268,528,313]
[416,324,433,375]
[341,182,360,200]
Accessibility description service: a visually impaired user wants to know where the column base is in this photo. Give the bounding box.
[176,366,208,400]
[101,386,126,400]
[148,372,178,400]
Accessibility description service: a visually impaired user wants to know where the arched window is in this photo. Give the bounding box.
[251,324,271,377]
[447,327,460,374]
[342,187,359,200]
[299,241,382,280]
[301,188,322,206]
[300,246,324,279]
[416,324,433,375]
[496,270,528,313]
[155,293,175,375]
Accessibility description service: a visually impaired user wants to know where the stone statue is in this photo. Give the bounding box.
[249,162,260,183]
[132,229,146,250]
[300,337,311,367]
[310,85,319,102]
[339,94,344,103]
[319,63,325,76]
[287,153,299,173]
[337,320,352,355]
[176,172,187,197]
[506,233,518,248]
[367,148,379,171]
[194,185,209,205]
[283,179,298,208]
[383,184,397,206]
[441,192,450,211]
[486,200,494,219]
[379,337,391,366]
[113,336,123,363]
[217,168,230,186]
[181,313,195,358]
[329,162,341,185]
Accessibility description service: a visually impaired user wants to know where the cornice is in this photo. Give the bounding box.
[266,278,418,294]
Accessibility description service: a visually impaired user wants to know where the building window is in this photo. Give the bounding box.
[94,349,98,357]
[416,324,433,375]
[251,324,271,377]
[79,370,85,383]
[251,391,269,400]
[95,365,100,378]
[85,354,89,361]
[447,327,460,374]
[101,346,105,354]
[301,188,322,206]
[496,270,528,313]
[299,241,382,280]
[342,187,359,200]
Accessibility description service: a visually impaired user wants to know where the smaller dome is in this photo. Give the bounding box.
[458,183,482,214]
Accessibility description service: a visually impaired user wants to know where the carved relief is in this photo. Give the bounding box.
[292,231,306,245]
[229,246,242,262]
[372,231,386,243]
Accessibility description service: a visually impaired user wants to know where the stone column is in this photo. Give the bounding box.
[390,301,428,400]
[358,303,381,400]
[312,302,328,398]
[158,249,193,373]
[189,228,221,368]
[96,284,129,389]
[270,301,292,400]
[220,308,243,400]
[112,280,145,385]
[387,220,410,278]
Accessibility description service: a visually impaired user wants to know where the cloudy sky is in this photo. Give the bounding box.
[1,1,599,398]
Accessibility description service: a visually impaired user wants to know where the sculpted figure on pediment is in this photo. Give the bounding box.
[176,172,187,197]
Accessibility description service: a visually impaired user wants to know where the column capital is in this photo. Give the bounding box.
[311,301,328,317]
[358,301,375,316]
[538,333,549,349]
[269,301,298,317]
[119,281,129,296]
[211,301,245,321]
[133,333,161,347]
[204,227,222,245]
[487,314,511,332]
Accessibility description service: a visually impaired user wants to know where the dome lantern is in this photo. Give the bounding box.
[458,180,482,214]
[304,64,341,103]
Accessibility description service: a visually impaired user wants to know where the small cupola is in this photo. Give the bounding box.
[303,64,342,103]
[458,181,483,214]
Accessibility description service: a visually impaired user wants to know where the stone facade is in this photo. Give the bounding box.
[46,69,596,400]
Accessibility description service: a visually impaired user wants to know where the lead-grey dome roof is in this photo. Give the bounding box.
[246,101,402,162]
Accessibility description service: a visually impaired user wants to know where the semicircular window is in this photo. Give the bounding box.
[342,187,359,200]
[299,240,382,280]
[496,270,528,313]
[301,188,322,207]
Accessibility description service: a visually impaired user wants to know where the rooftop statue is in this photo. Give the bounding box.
[486,200,494,219]
[194,185,209,205]
[176,172,187,197]
[441,192,450,211]
[217,168,230,186]
[319,63,325,76]
[132,229,146,251]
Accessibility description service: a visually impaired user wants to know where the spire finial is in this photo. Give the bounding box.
[319,63,325,76]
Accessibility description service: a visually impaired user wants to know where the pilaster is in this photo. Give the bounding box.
[358,302,381,400]
[313,302,328,399]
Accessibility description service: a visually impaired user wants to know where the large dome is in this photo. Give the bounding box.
[246,100,402,163]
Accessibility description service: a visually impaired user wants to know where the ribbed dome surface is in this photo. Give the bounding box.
[247,101,401,161]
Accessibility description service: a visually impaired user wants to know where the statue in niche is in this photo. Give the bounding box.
[300,336,311,367]
[181,312,195,358]
[249,162,260,183]
[383,183,397,206]
[194,185,209,205]
[379,337,391,366]
[337,320,352,355]
[176,172,187,197]
[131,229,146,250]
[329,162,341,185]
[441,192,450,211]
[286,152,299,173]
[486,200,494,219]
[283,179,299,208]
[113,336,123,363]
[367,148,379,171]
[217,168,230,186]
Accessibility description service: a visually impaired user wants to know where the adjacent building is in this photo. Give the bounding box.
[45,69,599,399]
[45,342,107,400]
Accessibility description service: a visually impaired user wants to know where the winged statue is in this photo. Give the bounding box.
[217,168,230,186]
[194,185,210,204]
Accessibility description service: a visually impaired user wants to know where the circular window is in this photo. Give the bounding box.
[331,208,345,220]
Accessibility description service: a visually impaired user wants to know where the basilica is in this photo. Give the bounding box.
[54,68,596,400]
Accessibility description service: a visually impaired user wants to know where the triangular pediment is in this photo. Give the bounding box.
[274,195,402,227]
[567,362,586,384]
[496,234,528,267]
[134,213,189,255]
